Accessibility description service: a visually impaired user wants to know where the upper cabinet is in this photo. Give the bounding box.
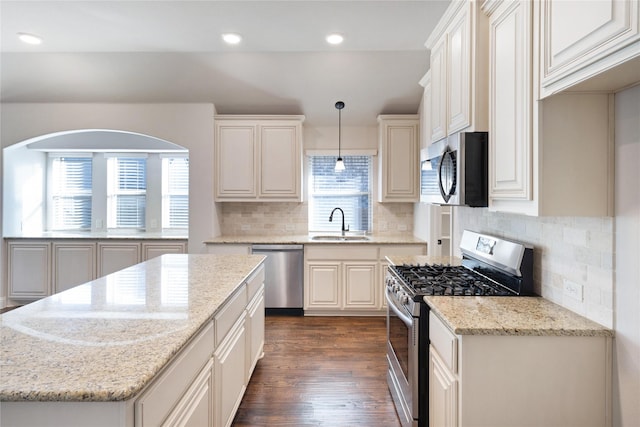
[377,115,420,203]
[425,0,489,143]
[539,0,640,98]
[215,115,305,202]
[484,0,614,216]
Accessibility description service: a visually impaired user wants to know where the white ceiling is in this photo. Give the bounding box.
[0,1,451,126]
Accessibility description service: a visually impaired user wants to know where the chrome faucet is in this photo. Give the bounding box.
[329,207,349,236]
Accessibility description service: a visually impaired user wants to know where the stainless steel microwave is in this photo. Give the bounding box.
[420,132,488,207]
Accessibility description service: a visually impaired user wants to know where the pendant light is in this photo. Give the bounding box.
[335,101,345,172]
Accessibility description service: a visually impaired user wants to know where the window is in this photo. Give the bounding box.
[107,156,147,229]
[308,156,371,232]
[162,156,189,229]
[49,155,93,230]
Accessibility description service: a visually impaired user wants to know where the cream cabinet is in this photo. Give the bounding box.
[214,115,304,202]
[305,244,426,315]
[6,239,187,302]
[136,322,215,427]
[214,313,247,427]
[53,241,96,293]
[377,115,420,203]
[419,71,432,150]
[428,311,612,427]
[7,240,51,300]
[484,0,614,216]
[97,242,142,276]
[539,0,640,98]
[425,0,488,142]
[245,267,265,380]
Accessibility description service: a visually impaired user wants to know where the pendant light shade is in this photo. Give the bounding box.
[335,101,345,172]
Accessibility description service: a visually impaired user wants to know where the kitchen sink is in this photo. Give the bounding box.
[310,235,370,242]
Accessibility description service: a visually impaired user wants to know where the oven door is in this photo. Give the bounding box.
[386,289,418,427]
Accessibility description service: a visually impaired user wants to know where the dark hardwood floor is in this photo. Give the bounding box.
[232,316,401,427]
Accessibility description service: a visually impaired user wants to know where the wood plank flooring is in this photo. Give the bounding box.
[232,316,401,427]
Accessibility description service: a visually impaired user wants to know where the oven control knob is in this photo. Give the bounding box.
[400,294,410,304]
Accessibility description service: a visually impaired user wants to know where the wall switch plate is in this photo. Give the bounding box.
[397,224,408,231]
[285,224,295,231]
[563,280,584,302]
[379,221,388,231]
[241,224,251,231]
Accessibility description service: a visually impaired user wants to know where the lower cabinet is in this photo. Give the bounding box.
[428,311,612,427]
[6,239,187,302]
[246,284,265,379]
[163,359,214,427]
[214,314,247,427]
[7,241,51,299]
[304,244,426,315]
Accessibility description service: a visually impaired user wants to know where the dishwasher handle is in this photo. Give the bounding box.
[251,244,303,252]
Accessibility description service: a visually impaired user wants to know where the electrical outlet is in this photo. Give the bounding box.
[150,219,157,229]
[563,280,584,302]
[285,224,295,232]
[379,221,388,231]
[397,224,408,231]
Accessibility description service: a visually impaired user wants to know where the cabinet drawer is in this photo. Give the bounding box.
[246,265,265,302]
[305,245,378,261]
[429,311,458,373]
[135,321,214,426]
[215,284,247,346]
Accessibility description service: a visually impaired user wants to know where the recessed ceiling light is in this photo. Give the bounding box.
[17,32,42,45]
[222,33,242,45]
[326,33,344,45]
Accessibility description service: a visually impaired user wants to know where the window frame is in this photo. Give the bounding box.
[307,155,373,233]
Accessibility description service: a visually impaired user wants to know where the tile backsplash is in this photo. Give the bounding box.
[220,202,415,236]
[455,207,614,328]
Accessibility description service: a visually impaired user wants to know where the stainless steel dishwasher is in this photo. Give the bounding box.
[251,244,304,315]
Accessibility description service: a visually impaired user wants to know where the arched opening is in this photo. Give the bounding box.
[3,129,189,237]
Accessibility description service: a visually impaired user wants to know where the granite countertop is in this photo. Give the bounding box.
[204,234,427,245]
[425,296,613,337]
[0,254,265,402]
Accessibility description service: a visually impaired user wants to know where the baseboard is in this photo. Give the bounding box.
[0,296,6,310]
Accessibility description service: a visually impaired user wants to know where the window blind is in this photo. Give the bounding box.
[308,156,371,232]
[51,156,92,230]
[162,157,189,229]
[108,157,147,229]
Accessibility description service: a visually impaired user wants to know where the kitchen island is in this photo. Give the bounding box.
[1,253,266,427]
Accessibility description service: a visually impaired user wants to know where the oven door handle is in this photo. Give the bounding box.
[385,289,414,328]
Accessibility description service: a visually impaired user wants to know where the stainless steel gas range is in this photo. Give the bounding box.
[385,230,534,427]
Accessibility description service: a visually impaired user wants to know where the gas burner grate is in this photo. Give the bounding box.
[392,264,513,296]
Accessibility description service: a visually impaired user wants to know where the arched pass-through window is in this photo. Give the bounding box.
[3,129,189,236]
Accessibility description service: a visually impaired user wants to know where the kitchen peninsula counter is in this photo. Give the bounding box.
[0,253,264,403]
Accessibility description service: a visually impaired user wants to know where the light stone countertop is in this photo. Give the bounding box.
[385,255,612,338]
[0,254,265,402]
[4,231,187,240]
[204,234,427,245]
[425,296,613,337]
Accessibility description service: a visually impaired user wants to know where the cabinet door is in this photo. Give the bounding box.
[259,124,301,199]
[378,118,419,202]
[215,123,257,199]
[246,286,265,379]
[305,262,341,310]
[429,347,458,427]
[53,242,96,293]
[214,316,247,427]
[488,0,533,202]
[343,262,378,310]
[430,37,448,142]
[162,359,213,427]
[447,2,472,134]
[97,242,141,277]
[540,0,640,96]
[7,241,51,299]
[142,241,187,261]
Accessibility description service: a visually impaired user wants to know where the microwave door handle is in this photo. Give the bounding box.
[438,151,450,202]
